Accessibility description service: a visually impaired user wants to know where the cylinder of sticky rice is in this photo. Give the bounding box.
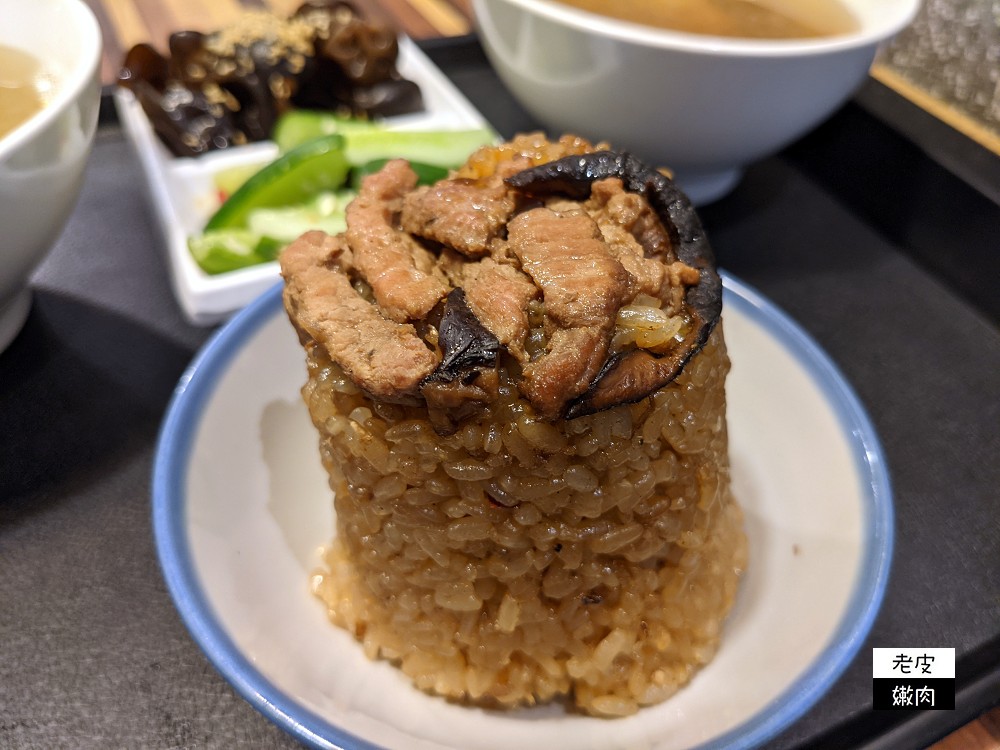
[281,133,746,717]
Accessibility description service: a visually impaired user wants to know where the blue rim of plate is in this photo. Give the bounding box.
[152,271,893,750]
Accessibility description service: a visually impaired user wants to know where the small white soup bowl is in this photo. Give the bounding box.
[0,0,102,352]
[473,0,919,204]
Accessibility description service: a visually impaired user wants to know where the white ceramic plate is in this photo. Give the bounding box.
[115,36,492,326]
[153,273,892,750]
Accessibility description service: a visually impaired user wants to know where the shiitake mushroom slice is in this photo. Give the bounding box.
[505,150,722,418]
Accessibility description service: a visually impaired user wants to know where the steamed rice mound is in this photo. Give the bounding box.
[282,132,747,717]
[305,326,745,717]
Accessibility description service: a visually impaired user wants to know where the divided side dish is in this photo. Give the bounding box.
[115,36,495,325]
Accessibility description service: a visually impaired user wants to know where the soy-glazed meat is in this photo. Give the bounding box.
[505,206,633,418]
[282,134,722,429]
[344,159,449,323]
[280,230,436,397]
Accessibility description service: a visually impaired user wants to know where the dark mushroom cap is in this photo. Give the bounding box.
[505,150,722,417]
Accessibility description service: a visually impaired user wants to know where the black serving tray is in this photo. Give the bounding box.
[1,34,997,750]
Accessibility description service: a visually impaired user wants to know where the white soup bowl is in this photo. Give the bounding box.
[473,0,920,204]
[0,0,102,352]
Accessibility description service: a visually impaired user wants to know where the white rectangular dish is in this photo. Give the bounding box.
[115,36,494,326]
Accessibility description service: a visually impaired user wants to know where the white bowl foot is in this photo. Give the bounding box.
[674,168,744,206]
[0,289,33,354]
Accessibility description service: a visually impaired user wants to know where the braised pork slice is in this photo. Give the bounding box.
[585,178,669,300]
[346,159,449,322]
[506,207,633,418]
[280,230,439,398]
[280,136,724,431]
[401,177,516,258]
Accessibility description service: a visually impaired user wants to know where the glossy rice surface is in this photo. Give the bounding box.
[304,325,746,717]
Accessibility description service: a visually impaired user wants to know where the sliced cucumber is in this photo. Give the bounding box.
[194,122,496,275]
[245,190,354,243]
[343,128,495,169]
[273,110,380,153]
[205,134,350,232]
[213,161,268,198]
[188,230,284,275]
[272,111,495,168]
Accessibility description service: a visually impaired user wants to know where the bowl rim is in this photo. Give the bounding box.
[0,0,102,161]
[472,0,921,58]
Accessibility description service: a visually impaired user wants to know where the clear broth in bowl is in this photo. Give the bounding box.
[0,45,53,140]
[553,0,859,39]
